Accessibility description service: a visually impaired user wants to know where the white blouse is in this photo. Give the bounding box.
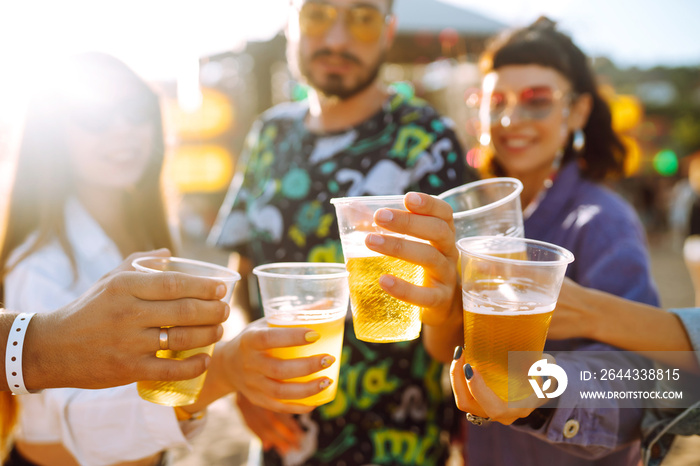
[4,198,196,465]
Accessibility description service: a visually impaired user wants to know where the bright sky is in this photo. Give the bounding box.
[0,0,698,121]
[1,0,698,79]
[445,0,700,69]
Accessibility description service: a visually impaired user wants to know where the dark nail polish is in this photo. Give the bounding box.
[453,346,463,360]
[464,363,474,380]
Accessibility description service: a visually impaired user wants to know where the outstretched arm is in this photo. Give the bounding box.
[2,249,229,392]
[549,278,699,373]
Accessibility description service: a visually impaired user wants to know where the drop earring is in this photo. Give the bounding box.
[572,129,585,153]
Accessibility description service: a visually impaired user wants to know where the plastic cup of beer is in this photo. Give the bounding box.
[132,256,240,407]
[253,263,349,406]
[437,177,524,240]
[456,236,573,401]
[331,195,425,343]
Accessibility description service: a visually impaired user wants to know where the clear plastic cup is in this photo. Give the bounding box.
[254,263,349,406]
[132,256,240,407]
[331,195,425,343]
[438,177,524,239]
[457,236,573,401]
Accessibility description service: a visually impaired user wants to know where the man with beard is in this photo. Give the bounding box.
[210,0,477,464]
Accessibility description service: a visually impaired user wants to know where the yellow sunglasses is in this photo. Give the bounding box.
[297,2,390,43]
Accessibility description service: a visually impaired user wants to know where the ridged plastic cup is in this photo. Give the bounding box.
[331,195,425,343]
[457,236,573,401]
[132,256,240,407]
[254,262,349,406]
[438,177,524,240]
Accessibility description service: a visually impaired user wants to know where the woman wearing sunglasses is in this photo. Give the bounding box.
[428,17,660,466]
[0,53,335,466]
[0,52,179,466]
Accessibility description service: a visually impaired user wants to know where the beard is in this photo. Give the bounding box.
[297,48,385,100]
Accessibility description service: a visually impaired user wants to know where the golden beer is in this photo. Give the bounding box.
[137,344,215,406]
[268,311,346,406]
[346,255,424,343]
[462,285,554,401]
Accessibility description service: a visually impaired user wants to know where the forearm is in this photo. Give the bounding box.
[180,343,235,414]
[589,291,682,350]
[587,291,698,371]
[423,296,464,363]
[228,253,255,323]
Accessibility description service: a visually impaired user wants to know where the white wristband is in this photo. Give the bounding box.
[6,312,36,395]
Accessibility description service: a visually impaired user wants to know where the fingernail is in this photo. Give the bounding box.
[319,379,331,389]
[305,331,320,343]
[204,356,211,369]
[223,303,231,320]
[379,275,395,288]
[321,356,335,368]
[464,363,474,380]
[453,346,463,360]
[216,284,227,299]
[366,234,385,246]
[216,325,224,340]
[376,209,393,222]
[406,192,422,207]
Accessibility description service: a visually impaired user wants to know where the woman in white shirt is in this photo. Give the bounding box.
[0,53,332,466]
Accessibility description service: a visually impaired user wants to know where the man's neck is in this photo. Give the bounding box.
[306,82,389,133]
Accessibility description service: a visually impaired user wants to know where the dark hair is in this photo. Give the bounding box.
[0,52,174,297]
[479,17,625,181]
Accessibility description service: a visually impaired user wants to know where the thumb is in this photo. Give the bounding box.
[463,364,505,411]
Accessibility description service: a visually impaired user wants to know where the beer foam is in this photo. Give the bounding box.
[267,312,346,326]
[340,231,382,258]
[462,288,555,316]
[265,296,348,323]
[467,241,528,259]
[340,231,429,259]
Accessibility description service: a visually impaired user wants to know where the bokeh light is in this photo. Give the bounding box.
[609,94,644,133]
[619,134,642,176]
[653,149,679,176]
[438,28,459,48]
[466,147,485,169]
[167,144,234,193]
[165,87,233,140]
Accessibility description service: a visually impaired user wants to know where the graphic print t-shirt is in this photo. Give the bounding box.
[212,93,477,466]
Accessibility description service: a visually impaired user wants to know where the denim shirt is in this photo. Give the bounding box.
[466,162,660,466]
[641,308,700,465]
